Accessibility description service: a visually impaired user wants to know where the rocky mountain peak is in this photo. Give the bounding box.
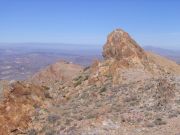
[103,29,147,61]
[89,29,180,85]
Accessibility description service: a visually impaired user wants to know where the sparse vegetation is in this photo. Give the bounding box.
[28,129,37,135]
[99,86,107,93]
[154,118,167,126]
[47,114,60,123]
[74,79,82,87]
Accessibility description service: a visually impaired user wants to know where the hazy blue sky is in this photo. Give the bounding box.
[0,0,180,49]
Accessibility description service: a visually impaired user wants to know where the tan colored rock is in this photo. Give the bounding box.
[103,29,147,62]
[31,60,83,86]
[89,29,151,85]
[89,29,180,85]
[0,81,48,135]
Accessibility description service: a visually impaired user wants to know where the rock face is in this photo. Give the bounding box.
[89,29,151,85]
[0,81,49,135]
[103,29,147,61]
[88,29,180,85]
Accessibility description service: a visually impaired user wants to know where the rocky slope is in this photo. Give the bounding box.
[0,29,180,135]
[31,60,83,86]
[146,52,180,75]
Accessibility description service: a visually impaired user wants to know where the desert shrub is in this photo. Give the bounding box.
[175,99,180,104]
[45,130,56,135]
[145,122,155,128]
[99,86,107,93]
[86,113,95,119]
[74,79,82,87]
[83,66,90,71]
[153,117,166,125]
[42,85,50,90]
[48,114,60,123]
[74,75,82,81]
[65,96,70,101]
[168,110,179,118]
[28,129,37,135]
[73,115,83,121]
[80,92,89,99]
[73,74,89,87]
[65,119,73,125]
[83,75,89,81]
[124,96,137,102]
[44,90,52,99]
[123,95,139,106]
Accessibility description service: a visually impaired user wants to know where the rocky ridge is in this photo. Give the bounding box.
[0,29,180,135]
[31,60,83,86]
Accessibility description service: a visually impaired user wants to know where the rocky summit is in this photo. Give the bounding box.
[103,29,147,61]
[89,29,180,85]
[0,29,180,135]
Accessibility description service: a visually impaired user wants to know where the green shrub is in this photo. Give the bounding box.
[74,79,82,87]
[154,118,166,125]
[99,86,107,93]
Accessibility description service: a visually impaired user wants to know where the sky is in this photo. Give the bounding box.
[0,0,180,49]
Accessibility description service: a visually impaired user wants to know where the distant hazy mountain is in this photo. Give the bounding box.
[144,46,180,64]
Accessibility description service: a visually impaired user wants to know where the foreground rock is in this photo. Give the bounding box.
[0,81,50,134]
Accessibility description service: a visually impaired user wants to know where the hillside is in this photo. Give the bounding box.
[144,46,180,64]
[0,29,180,135]
[31,60,83,86]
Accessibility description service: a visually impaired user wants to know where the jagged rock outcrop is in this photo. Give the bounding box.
[88,29,151,85]
[103,29,147,61]
[88,29,180,85]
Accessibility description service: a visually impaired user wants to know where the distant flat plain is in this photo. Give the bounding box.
[0,43,179,80]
